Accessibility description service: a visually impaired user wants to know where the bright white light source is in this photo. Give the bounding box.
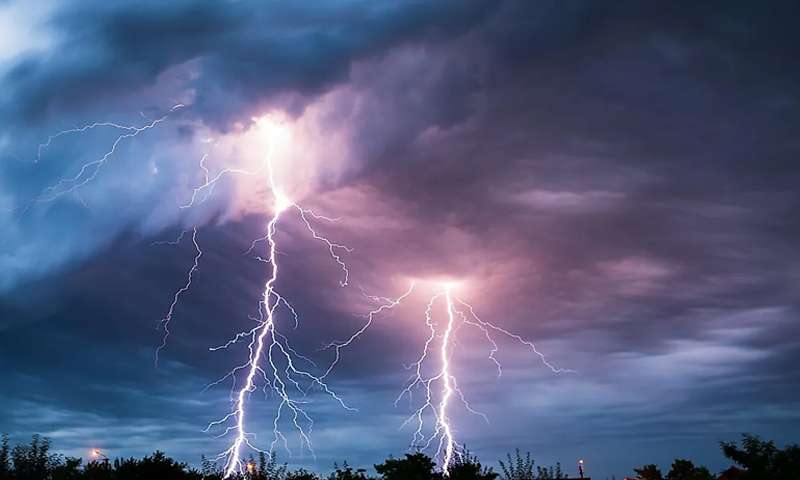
[440,281,460,291]
[254,114,292,151]
[274,191,292,213]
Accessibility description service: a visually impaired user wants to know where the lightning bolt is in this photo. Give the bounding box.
[32,107,207,366]
[435,287,457,473]
[319,283,417,381]
[179,153,265,210]
[350,282,569,476]
[395,284,574,476]
[31,104,184,206]
[154,226,202,366]
[394,286,463,476]
[200,122,355,478]
[454,297,573,376]
[33,111,357,477]
[29,107,569,478]
[152,151,220,364]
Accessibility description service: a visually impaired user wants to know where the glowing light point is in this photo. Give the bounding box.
[440,281,460,292]
[91,448,108,461]
[274,191,292,213]
[255,114,292,149]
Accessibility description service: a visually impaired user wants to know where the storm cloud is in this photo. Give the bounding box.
[1,1,799,478]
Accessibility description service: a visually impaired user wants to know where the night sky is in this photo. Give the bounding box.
[1,1,799,478]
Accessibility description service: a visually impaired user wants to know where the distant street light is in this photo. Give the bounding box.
[91,448,109,462]
[578,459,585,479]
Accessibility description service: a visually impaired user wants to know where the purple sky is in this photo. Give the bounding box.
[1,1,799,478]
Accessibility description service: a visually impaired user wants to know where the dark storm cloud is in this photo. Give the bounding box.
[335,0,800,330]
[273,0,800,472]
[2,0,495,125]
[0,0,496,290]
[1,1,800,478]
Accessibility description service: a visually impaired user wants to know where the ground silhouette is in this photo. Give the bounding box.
[0,433,797,479]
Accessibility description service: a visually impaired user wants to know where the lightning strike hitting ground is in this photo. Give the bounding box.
[30,107,567,478]
[198,120,356,478]
[143,120,355,476]
[398,283,573,475]
[33,111,358,478]
[334,281,571,476]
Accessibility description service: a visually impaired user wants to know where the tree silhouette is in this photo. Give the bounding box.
[11,434,60,480]
[0,432,798,480]
[499,449,534,480]
[534,463,564,480]
[374,453,441,480]
[448,450,498,480]
[286,468,319,480]
[499,450,564,480]
[328,462,374,480]
[633,464,663,480]
[51,457,83,480]
[200,455,224,480]
[721,434,800,480]
[82,458,113,480]
[664,459,713,480]
[0,434,10,480]
[247,452,287,480]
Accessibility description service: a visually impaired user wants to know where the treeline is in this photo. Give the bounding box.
[628,434,799,480]
[0,433,798,480]
[1,435,503,480]
[0,436,501,480]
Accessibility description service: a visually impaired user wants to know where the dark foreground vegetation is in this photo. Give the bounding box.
[0,434,797,480]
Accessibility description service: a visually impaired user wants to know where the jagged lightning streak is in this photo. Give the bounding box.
[216,187,288,476]
[455,297,571,376]
[154,226,202,366]
[153,144,286,365]
[179,153,265,210]
[31,105,206,366]
[436,286,457,472]
[322,278,568,476]
[200,119,355,478]
[390,282,571,476]
[31,104,184,206]
[319,283,417,381]
[152,152,219,364]
[394,285,464,475]
[33,110,356,477]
